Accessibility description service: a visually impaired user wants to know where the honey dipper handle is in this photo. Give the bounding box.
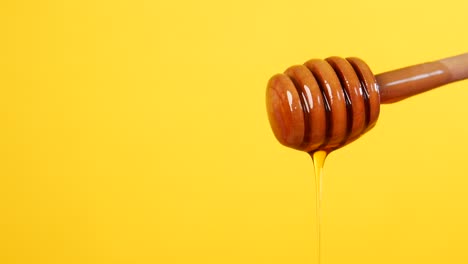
[376,53,468,103]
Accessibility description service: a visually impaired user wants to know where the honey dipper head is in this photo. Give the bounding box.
[266,57,381,153]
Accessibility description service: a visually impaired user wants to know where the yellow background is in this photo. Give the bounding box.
[1,0,468,263]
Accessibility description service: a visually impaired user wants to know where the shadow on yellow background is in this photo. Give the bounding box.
[1,0,468,263]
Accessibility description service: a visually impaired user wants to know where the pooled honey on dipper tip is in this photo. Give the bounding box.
[266,74,305,148]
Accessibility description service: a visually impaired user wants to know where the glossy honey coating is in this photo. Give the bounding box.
[266,57,380,153]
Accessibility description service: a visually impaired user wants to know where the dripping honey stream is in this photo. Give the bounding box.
[311,150,327,264]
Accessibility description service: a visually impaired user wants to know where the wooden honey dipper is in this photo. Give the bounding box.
[266,53,468,153]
